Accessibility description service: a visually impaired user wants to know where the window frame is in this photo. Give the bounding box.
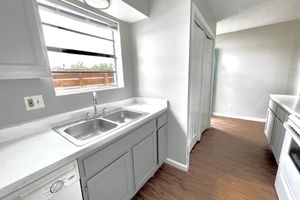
[37,0,124,96]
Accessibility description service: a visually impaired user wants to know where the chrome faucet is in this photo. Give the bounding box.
[92,91,99,116]
[84,92,100,120]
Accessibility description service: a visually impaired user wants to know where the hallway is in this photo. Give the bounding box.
[133,116,278,200]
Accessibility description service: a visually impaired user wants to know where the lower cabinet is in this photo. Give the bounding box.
[271,117,286,163]
[86,152,134,200]
[157,125,167,165]
[132,132,157,190]
[78,112,168,200]
[265,99,289,164]
[264,108,276,144]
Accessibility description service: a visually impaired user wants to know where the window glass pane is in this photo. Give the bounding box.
[37,0,122,92]
[48,51,115,72]
[43,25,114,55]
[39,7,113,40]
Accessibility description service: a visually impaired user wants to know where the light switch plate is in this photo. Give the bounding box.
[24,95,45,111]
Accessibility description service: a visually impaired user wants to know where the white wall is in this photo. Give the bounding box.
[131,0,216,167]
[286,28,300,95]
[214,19,300,119]
[131,0,191,166]
[0,20,135,128]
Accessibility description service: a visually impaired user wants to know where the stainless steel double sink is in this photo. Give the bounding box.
[53,109,148,146]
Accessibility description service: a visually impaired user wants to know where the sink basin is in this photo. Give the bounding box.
[103,109,145,123]
[54,109,148,146]
[54,118,118,146]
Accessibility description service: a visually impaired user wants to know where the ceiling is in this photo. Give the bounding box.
[207,0,300,35]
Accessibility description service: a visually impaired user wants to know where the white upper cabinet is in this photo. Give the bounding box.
[0,0,50,79]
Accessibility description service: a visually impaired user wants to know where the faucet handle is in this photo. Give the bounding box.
[85,112,90,120]
[102,107,108,115]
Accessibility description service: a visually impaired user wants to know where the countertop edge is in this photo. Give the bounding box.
[270,94,300,117]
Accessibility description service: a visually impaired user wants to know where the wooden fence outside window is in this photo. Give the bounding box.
[52,71,116,89]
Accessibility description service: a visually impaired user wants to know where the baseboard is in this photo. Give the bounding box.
[213,112,266,122]
[165,158,189,172]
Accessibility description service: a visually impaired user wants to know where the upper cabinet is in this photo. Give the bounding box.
[0,0,50,79]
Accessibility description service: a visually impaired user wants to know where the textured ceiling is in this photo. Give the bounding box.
[207,0,300,35]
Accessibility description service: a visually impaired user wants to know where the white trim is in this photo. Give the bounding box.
[55,84,124,96]
[191,2,215,39]
[165,158,189,172]
[213,112,266,122]
[188,132,201,153]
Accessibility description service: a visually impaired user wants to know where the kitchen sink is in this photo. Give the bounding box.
[54,118,118,146]
[53,109,148,146]
[103,109,145,123]
[65,119,118,140]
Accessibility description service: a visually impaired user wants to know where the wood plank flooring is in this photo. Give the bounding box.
[133,116,278,200]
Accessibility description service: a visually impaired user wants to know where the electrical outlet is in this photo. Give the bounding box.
[24,95,45,111]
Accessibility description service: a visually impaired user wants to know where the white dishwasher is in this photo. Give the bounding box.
[4,161,83,200]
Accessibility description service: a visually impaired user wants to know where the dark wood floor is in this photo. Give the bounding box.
[133,116,278,200]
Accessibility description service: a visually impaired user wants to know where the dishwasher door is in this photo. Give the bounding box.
[4,161,83,200]
[21,180,83,200]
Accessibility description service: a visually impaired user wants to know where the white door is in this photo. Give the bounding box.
[188,21,205,152]
[200,37,214,133]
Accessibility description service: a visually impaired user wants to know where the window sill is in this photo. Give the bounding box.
[55,85,124,96]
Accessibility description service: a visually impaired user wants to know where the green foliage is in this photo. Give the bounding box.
[51,66,65,71]
[71,61,87,70]
[91,63,114,71]
[51,62,114,72]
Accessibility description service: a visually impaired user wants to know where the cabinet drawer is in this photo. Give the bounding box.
[276,106,288,122]
[82,120,156,178]
[157,113,167,128]
[269,100,277,113]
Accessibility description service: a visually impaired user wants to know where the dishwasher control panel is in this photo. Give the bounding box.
[21,167,78,200]
[43,170,77,198]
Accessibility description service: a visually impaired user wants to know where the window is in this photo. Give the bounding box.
[37,0,123,95]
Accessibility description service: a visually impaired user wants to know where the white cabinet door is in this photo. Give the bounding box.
[132,132,157,190]
[264,108,276,144]
[158,125,167,165]
[0,0,50,79]
[271,117,286,163]
[86,152,134,200]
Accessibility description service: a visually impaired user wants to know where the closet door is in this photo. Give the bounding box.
[188,21,205,151]
[200,37,214,133]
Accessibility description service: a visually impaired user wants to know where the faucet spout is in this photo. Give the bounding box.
[92,91,99,115]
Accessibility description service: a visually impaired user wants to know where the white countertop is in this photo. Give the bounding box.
[270,94,300,118]
[0,98,168,199]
